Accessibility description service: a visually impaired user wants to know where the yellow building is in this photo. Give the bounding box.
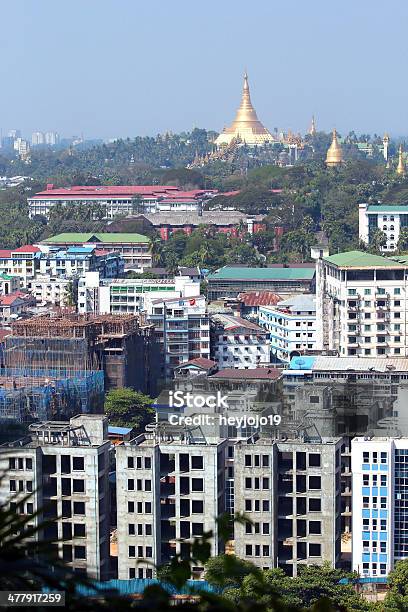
[325,128,343,167]
[215,72,274,147]
[396,144,405,175]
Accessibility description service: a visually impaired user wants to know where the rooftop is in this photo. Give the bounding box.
[178,357,217,370]
[210,367,281,380]
[312,356,408,373]
[136,211,264,226]
[275,294,316,312]
[31,185,216,200]
[207,266,315,281]
[366,204,408,212]
[238,290,282,307]
[211,313,266,332]
[323,250,406,269]
[42,232,150,245]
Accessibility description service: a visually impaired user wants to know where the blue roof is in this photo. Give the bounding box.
[108,426,132,435]
[289,356,316,370]
[67,246,95,254]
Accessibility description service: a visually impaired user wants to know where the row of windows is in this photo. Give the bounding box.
[245,477,270,490]
[363,496,387,509]
[363,540,386,553]
[362,563,386,576]
[127,456,151,470]
[129,546,152,558]
[128,501,151,513]
[363,452,388,464]
[129,568,153,579]
[10,480,32,493]
[245,544,270,557]
[8,458,33,470]
[128,479,151,492]
[244,455,270,468]
[363,518,387,531]
[363,474,388,486]
[245,522,270,535]
[128,523,152,536]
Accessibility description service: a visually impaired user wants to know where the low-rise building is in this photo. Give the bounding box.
[0,292,34,323]
[259,294,317,363]
[77,273,200,316]
[28,275,76,307]
[210,313,270,369]
[28,184,217,219]
[38,233,152,267]
[0,415,111,580]
[37,246,124,278]
[0,245,41,288]
[0,273,20,295]
[207,265,315,301]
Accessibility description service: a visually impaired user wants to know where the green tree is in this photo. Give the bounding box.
[104,388,154,431]
[384,559,408,610]
[397,227,408,253]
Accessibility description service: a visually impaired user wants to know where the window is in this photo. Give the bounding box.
[308,453,321,467]
[128,479,134,491]
[191,456,203,470]
[73,502,85,515]
[245,499,252,511]
[146,524,152,535]
[72,457,84,471]
[26,458,33,470]
[192,523,204,536]
[245,477,252,489]
[145,457,151,469]
[145,502,152,513]
[380,452,387,464]
[9,480,16,492]
[192,478,203,491]
[145,480,151,492]
[363,452,369,464]
[127,457,134,469]
[146,546,153,558]
[245,545,252,556]
[192,500,204,513]
[364,289,371,295]
[128,501,134,513]
[262,455,269,467]
[128,546,135,558]
[128,524,135,536]
[73,524,86,538]
[309,498,321,512]
[262,523,270,535]
[309,543,321,557]
[394,288,401,295]
[263,545,270,557]
[73,480,85,493]
[262,477,269,490]
[309,521,321,535]
[309,476,321,490]
[263,500,270,512]
[74,546,86,560]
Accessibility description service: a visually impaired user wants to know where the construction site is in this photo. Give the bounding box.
[0,313,160,423]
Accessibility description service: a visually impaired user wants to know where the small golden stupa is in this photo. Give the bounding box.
[309,115,317,136]
[325,128,343,167]
[215,72,274,147]
[396,144,405,175]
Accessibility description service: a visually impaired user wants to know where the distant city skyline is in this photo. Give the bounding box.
[1,1,408,139]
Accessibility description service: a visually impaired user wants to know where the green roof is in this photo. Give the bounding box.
[43,232,150,244]
[207,266,315,281]
[0,273,15,280]
[324,250,406,268]
[367,205,408,212]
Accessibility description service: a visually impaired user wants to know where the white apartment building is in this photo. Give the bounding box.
[210,313,270,369]
[0,415,111,580]
[77,272,200,315]
[116,431,227,579]
[259,294,317,363]
[359,203,408,252]
[147,295,210,379]
[0,245,41,288]
[31,132,45,146]
[28,275,75,306]
[37,246,123,279]
[315,250,408,357]
[351,437,408,578]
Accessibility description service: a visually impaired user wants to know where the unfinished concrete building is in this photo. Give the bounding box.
[234,437,343,576]
[6,313,160,398]
[115,426,227,579]
[0,415,111,579]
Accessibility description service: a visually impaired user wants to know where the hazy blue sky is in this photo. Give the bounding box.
[1,0,408,139]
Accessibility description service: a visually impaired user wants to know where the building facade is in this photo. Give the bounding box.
[0,415,111,579]
[210,313,270,369]
[351,437,405,578]
[315,250,408,357]
[259,294,317,363]
[28,185,216,219]
[115,432,227,579]
[359,203,408,252]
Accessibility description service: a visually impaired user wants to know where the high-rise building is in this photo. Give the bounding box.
[315,250,408,357]
[45,131,59,145]
[358,203,408,252]
[0,415,111,579]
[31,131,45,146]
[351,436,408,578]
[115,431,227,579]
[234,437,342,576]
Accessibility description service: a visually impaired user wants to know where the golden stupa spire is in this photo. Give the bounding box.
[397,144,405,175]
[309,115,316,136]
[326,128,343,167]
[215,71,274,147]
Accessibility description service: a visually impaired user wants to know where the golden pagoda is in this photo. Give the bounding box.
[309,115,317,136]
[215,72,274,147]
[325,128,343,167]
[396,144,405,175]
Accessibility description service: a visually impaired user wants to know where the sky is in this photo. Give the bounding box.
[1,0,408,140]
